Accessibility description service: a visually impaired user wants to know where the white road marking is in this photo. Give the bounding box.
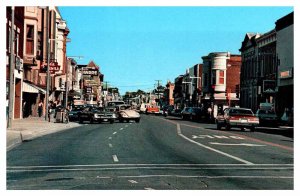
[177,124,254,165]
[210,142,266,147]
[113,132,117,135]
[109,143,113,148]
[7,167,293,173]
[192,135,245,140]
[112,155,119,162]
[119,175,293,179]
[125,125,128,127]
[145,187,155,190]
[108,137,112,140]
[8,163,292,169]
[128,180,138,184]
[120,128,124,131]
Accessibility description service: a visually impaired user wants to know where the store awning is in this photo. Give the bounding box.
[23,81,46,94]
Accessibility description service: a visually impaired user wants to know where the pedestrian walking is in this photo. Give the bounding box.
[38,100,43,117]
[207,107,212,122]
[22,101,27,118]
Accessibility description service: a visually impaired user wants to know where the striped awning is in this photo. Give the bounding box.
[23,81,46,94]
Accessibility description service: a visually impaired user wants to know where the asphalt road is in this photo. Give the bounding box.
[7,114,294,190]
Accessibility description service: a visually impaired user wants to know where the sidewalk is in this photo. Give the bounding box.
[6,116,83,151]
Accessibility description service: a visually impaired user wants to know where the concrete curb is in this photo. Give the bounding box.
[7,122,83,151]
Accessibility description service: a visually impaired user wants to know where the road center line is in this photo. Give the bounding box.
[113,132,117,135]
[109,143,113,148]
[112,155,119,162]
[176,123,254,165]
[120,128,124,131]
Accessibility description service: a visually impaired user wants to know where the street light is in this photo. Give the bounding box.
[183,76,201,106]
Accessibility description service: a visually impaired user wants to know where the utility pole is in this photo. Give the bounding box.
[45,6,50,121]
[65,58,69,108]
[155,80,162,99]
[155,80,162,107]
[8,6,15,128]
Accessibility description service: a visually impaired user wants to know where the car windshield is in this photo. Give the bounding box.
[92,107,105,112]
[193,108,201,113]
[229,109,253,116]
[258,110,276,115]
[119,105,131,110]
[71,107,83,111]
[107,101,125,107]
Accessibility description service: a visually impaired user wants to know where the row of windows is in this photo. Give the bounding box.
[203,70,225,87]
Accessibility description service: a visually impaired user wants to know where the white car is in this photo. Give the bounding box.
[116,104,141,123]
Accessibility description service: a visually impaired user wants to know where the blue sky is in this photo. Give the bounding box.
[59,6,293,95]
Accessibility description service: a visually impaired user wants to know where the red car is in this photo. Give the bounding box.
[216,107,259,131]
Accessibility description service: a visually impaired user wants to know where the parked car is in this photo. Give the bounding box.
[68,106,84,121]
[116,104,141,123]
[256,109,279,127]
[181,107,192,120]
[78,106,116,124]
[190,107,205,121]
[215,107,259,131]
[169,109,183,117]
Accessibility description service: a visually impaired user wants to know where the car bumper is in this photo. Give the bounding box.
[94,116,116,121]
[229,122,259,128]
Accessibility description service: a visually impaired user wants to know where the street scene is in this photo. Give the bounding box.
[5,5,294,190]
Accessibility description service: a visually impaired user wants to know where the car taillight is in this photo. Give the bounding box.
[229,116,239,120]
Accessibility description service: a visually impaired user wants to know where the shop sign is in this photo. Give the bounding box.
[85,87,92,94]
[82,68,98,76]
[280,69,292,79]
[41,62,60,74]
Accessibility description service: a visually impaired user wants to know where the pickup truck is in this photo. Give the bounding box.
[215,107,259,132]
[146,105,160,115]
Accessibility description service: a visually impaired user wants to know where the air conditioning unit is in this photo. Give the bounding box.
[15,56,23,71]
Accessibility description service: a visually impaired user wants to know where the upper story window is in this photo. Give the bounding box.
[212,70,216,85]
[26,25,34,55]
[219,70,225,84]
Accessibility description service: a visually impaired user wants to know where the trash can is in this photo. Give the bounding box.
[56,111,65,123]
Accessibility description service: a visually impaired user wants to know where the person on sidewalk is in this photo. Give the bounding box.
[38,100,43,117]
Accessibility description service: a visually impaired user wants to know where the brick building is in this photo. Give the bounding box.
[276,12,293,118]
[239,30,278,113]
[201,52,241,117]
[6,7,25,119]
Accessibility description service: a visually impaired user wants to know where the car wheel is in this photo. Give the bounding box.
[217,122,221,130]
[135,119,140,123]
[250,127,255,132]
[79,116,83,124]
[90,117,93,124]
[225,124,231,131]
[110,120,115,124]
